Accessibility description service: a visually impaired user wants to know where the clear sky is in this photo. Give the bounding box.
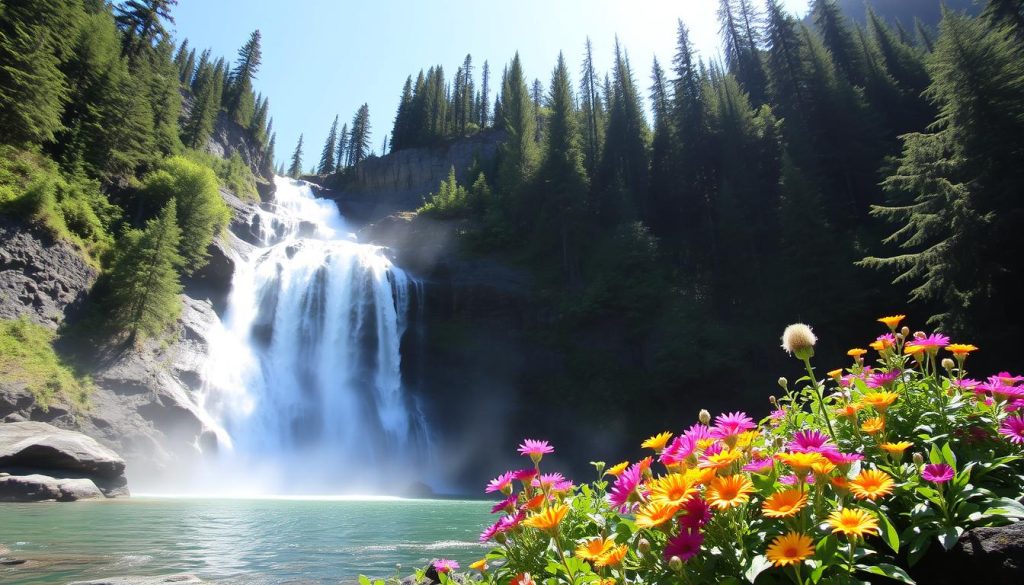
[173,0,810,170]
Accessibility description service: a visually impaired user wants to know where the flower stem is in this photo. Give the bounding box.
[803,357,836,437]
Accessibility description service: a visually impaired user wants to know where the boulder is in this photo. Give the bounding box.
[0,472,105,501]
[913,522,1024,585]
[68,575,206,585]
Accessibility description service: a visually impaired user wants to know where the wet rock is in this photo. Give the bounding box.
[913,522,1024,585]
[0,473,105,501]
[68,575,206,585]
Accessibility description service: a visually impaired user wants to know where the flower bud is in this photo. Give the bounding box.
[781,324,817,360]
[669,556,683,572]
[638,538,651,555]
[698,409,711,425]
[912,452,924,466]
[941,358,955,371]
[914,331,926,340]
[778,377,788,391]
[769,395,778,406]
[901,326,911,337]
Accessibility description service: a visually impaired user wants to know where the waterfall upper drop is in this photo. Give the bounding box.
[200,176,432,493]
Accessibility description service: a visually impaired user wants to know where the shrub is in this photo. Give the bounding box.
[0,318,92,409]
[419,167,486,218]
[466,315,1024,585]
[183,148,258,201]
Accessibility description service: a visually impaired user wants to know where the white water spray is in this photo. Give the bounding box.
[199,177,431,493]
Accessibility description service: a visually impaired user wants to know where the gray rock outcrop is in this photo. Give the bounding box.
[0,215,97,329]
[0,421,127,500]
[913,522,1024,585]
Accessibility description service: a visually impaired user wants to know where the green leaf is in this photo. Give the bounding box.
[874,508,900,553]
[940,443,957,469]
[860,563,916,584]
[906,532,932,567]
[816,534,839,565]
[985,497,1024,519]
[744,554,773,584]
[938,526,962,551]
[359,576,372,585]
[928,444,942,465]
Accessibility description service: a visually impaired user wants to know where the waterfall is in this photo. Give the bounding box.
[199,176,432,494]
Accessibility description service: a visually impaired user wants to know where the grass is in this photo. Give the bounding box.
[0,318,92,410]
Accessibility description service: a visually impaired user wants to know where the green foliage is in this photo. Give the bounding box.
[183,148,257,201]
[0,146,118,262]
[141,155,229,272]
[103,202,183,342]
[419,167,488,219]
[288,134,304,178]
[0,318,92,409]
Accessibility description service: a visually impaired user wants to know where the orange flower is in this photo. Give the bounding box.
[831,476,850,492]
[878,315,905,329]
[849,469,895,501]
[836,403,863,418]
[762,489,808,518]
[606,461,630,477]
[862,391,898,412]
[706,474,754,510]
[650,474,696,507]
[683,467,717,486]
[904,345,926,357]
[635,500,680,528]
[766,532,814,567]
[811,460,836,476]
[870,337,895,352]
[946,344,978,357]
[861,417,885,434]
[595,544,628,568]
[775,451,827,472]
[524,494,546,510]
[642,432,673,451]
[828,508,879,538]
[699,448,743,471]
[828,368,844,379]
[511,574,536,585]
[523,504,569,532]
[847,348,868,358]
[575,537,614,562]
[880,441,912,458]
[469,559,488,573]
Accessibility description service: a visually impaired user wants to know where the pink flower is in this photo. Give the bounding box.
[683,424,712,445]
[664,528,704,562]
[742,458,773,474]
[711,412,756,440]
[780,473,815,486]
[769,409,786,421]
[821,451,864,466]
[701,441,725,458]
[491,494,517,514]
[679,497,712,529]
[553,480,575,493]
[480,520,500,542]
[660,436,695,466]
[868,370,902,389]
[787,430,834,453]
[608,462,643,509]
[921,463,955,483]
[953,378,981,392]
[906,333,951,353]
[433,559,459,573]
[497,510,526,531]
[518,439,554,457]
[999,415,1024,445]
[485,471,514,493]
[531,472,566,490]
[512,468,538,483]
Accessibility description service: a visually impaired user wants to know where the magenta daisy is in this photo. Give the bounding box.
[787,430,834,453]
[485,471,515,494]
[770,409,786,421]
[906,333,951,354]
[531,472,566,489]
[433,559,459,573]
[953,378,981,392]
[660,436,696,466]
[711,412,756,440]
[868,370,902,389]
[822,450,864,466]
[679,497,712,529]
[780,473,816,486]
[480,520,501,542]
[498,510,526,531]
[512,468,538,483]
[553,479,574,493]
[921,463,955,484]
[683,423,713,444]
[999,415,1024,445]
[518,439,554,463]
[608,462,643,509]
[491,494,517,514]
[663,528,704,562]
[742,458,773,474]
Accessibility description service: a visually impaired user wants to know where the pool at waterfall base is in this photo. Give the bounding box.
[0,497,487,584]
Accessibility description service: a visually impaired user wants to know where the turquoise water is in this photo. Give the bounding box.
[0,497,489,584]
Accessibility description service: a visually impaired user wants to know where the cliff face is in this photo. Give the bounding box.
[320,129,504,224]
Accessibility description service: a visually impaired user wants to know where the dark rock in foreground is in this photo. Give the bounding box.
[0,421,128,500]
[68,575,206,585]
[913,521,1024,585]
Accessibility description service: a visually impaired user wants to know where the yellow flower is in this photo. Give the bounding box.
[775,451,827,472]
[827,508,879,538]
[737,431,759,449]
[683,467,717,486]
[836,403,863,418]
[880,441,912,458]
[635,500,680,529]
[606,461,630,477]
[847,348,868,358]
[696,438,716,451]
[870,337,895,352]
[595,544,628,568]
[827,368,844,379]
[523,504,569,532]
[849,469,895,501]
[811,460,836,476]
[575,537,614,562]
[878,315,905,329]
[862,391,898,412]
[861,417,885,434]
[706,474,754,510]
[766,532,815,567]
[904,344,926,356]
[762,489,808,518]
[699,448,743,471]
[642,431,673,451]
[946,344,978,356]
[469,559,488,573]
[650,474,696,507]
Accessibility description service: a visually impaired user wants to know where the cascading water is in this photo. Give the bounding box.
[198,176,432,494]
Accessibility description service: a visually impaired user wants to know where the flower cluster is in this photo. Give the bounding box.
[469,316,1024,585]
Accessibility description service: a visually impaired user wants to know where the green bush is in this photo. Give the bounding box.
[183,148,258,201]
[0,145,119,263]
[419,167,488,218]
[0,318,92,409]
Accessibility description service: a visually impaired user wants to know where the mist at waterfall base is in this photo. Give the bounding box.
[192,177,435,495]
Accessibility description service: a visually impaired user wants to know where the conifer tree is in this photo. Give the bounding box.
[718,0,768,104]
[114,0,177,63]
[173,39,190,82]
[812,0,866,86]
[182,55,221,148]
[496,53,538,194]
[531,78,544,143]
[105,201,183,343]
[598,41,650,223]
[391,76,414,150]
[647,56,674,243]
[288,134,303,178]
[348,104,371,166]
[335,123,348,172]
[249,94,269,146]
[318,115,338,174]
[579,38,605,180]
[867,8,930,98]
[227,30,261,126]
[479,60,491,127]
[983,0,1024,36]
[263,131,276,177]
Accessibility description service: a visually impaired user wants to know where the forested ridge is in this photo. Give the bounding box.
[0,0,275,350]
[300,0,1024,434]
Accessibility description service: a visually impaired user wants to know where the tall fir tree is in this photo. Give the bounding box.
[318,115,338,174]
[348,104,371,167]
[227,30,261,127]
[114,0,177,63]
[578,38,605,180]
[479,60,491,127]
[598,41,650,224]
[335,123,348,172]
[496,53,538,195]
[287,134,303,178]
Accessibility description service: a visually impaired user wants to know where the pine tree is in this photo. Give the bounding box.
[318,115,338,174]
[335,123,348,172]
[182,54,221,148]
[812,0,866,86]
[598,41,650,223]
[647,56,674,244]
[479,60,491,127]
[531,78,544,143]
[114,0,177,63]
[288,134,303,178]
[718,0,768,104]
[262,131,276,177]
[227,30,261,126]
[105,201,183,342]
[579,38,605,180]
[348,104,371,166]
[249,94,269,146]
[173,39,190,82]
[983,0,1024,36]
[391,76,414,150]
[496,53,538,194]
[867,8,930,98]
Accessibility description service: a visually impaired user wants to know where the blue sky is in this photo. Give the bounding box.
[173,0,810,170]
